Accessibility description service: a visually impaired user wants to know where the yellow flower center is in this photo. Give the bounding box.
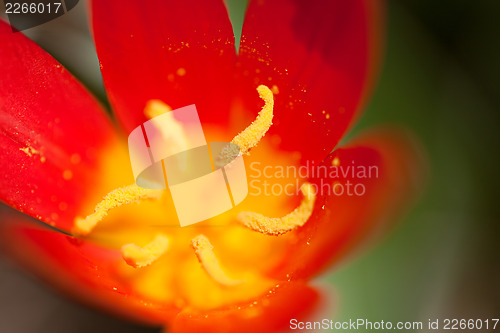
[74,85,316,311]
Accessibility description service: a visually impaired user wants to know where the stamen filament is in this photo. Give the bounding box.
[237,182,316,236]
[121,234,169,268]
[216,85,274,167]
[73,184,163,236]
[191,234,243,286]
[231,85,274,155]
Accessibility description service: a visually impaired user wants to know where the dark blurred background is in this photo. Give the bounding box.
[0,0,498,331]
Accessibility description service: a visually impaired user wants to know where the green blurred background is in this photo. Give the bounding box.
[0,0,498,332]
[329,0,500,327]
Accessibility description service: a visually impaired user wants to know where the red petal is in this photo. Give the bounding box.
[268,128,426,279]
[0,208,179,325]
[235,0,383,162]
[0,20,118,231]
[91,0,237,133]
[170,281,319,333]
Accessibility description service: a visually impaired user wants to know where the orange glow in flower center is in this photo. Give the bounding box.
[74,85,316,311]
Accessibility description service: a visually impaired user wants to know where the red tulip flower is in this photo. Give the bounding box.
[0,0,424,332]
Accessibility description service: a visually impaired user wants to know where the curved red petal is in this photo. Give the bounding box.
[268,128,427,280]
[235,0,383,162]
[91,0,237,133]
[0,20,118,231]
[170,281,319,333]
[0,208,179,325]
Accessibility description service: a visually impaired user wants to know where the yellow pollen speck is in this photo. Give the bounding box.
[237,182,316,236]
[176,67,186,76]
[121,234,169,268]
[325,114,330,119]
[231,85,274,156]
[20,146,44,162]
[72,184,163,236]
[144,99,173,119]
[271,85,279,94]
[332,157,340,166]
[20,146,37,157]
[62,170,73,180]
[191,234,244,286]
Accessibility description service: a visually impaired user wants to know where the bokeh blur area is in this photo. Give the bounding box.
[0,0,498,332]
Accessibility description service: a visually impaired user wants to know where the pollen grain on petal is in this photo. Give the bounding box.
[19,146,38,157]
[20,146,45,162]
[237,182,316,236]
[231,85,274,155]
[121,234,169,268]
[144,99,173,119]
[191,234,244,287]
[72,184,163,236]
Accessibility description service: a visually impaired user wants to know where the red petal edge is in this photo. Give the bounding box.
[0,207,178,325]
[235,0,384,162]
[0,20,118,231]
[0,206,319,329]
[269,127,427,280]
[170,281,319,333]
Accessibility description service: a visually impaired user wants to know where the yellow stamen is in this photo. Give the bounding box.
[231,85,274,155]
[73,184,163,236]
[215,85,274,167]
[191,234,243,286]
[144,99,172,119]
[121,234,169,268]
[237,182,316,236]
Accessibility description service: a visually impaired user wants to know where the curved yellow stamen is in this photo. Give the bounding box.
[237,182,316,236]
[144,99,172,119]
[216,85,274,167]
[191,234,243,286]
[231,85,274,155]
[121,234,169,268]
[73,184,163,236]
